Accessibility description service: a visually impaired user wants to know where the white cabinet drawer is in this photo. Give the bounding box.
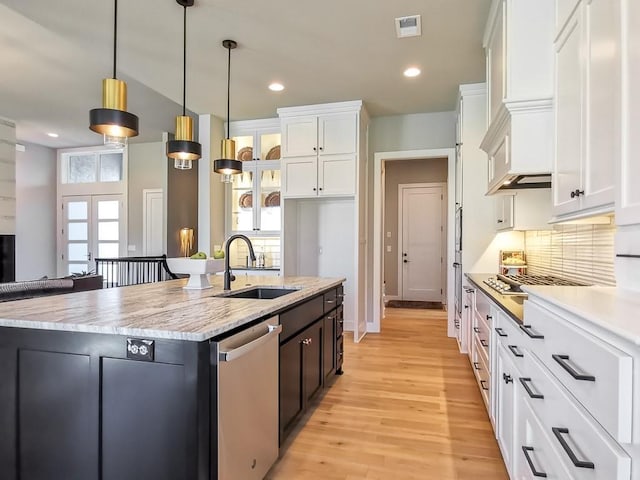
[525,301,633,443]
[520,352,631,480]
[475,289,491,325]
[494,312,526,370]
[473,333,491,409]
[516,397,575,480]
[473,310,491,354]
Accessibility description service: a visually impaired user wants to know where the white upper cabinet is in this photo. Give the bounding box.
[617,0,640,225]
[495,189,551,232]
[278,102,363,199]
[228,118,281,162]
[481,0,555,194]
[225,119,282,236]
[552,0,618,220]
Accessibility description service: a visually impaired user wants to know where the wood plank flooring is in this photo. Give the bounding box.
[267,307,508,480]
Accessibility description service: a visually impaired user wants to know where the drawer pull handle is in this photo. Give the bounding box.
[520,324,544,339]
[326,299,335,304]
[473,361,481,371]
[519,377,544,399]
[508,345,524,358]
[486,314,492,321]
[480,339,489,348]
[503,373,513,384]
[522,446,548,478]
[552,354,595,382]
[480,380,489,391]
[495,327,508,337]
[473,327,480,333]
[552,427,595,469]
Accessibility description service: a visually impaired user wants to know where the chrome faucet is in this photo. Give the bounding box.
[223,234,256,290]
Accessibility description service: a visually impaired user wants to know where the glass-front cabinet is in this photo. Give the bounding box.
[226,118,282,236]
[228,118,281,162]
[229,161,281,235]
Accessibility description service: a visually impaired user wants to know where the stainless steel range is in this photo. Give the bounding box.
[483,274,590,296]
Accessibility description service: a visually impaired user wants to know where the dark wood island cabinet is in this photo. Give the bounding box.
[0,276,344,480]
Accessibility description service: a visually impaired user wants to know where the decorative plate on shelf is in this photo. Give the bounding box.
[238,191,253,208]
[265,145,281,160]
[265,191,280,207]
[237,146,253,161]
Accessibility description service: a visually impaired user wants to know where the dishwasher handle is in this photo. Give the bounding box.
[219,324,282,362]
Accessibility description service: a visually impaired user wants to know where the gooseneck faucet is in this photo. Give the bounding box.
[223,234,256,290]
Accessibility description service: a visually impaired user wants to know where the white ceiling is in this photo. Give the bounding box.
[0,0,491,149]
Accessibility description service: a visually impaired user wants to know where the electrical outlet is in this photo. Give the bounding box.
[386,245,392,252]
[127,338,154,361]
[386,231,392,238]
[127,245,136,252]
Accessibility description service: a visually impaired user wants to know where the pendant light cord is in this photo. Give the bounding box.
[182,5,187,116]
[226,44,231,139]
[112,0,118,79]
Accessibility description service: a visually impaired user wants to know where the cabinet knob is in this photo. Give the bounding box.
[319,187,323,191]
[302,338,312,346]
[319,146,323,151]
[313,187,317,191]
[313,147,317,151]
[497,219,503,223]
[570,189,584,199]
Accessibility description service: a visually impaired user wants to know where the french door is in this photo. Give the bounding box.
[60,195,125,276]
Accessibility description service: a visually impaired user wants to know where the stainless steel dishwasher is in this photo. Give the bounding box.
[216,316,281,480]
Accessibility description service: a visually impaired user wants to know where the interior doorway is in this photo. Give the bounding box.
[397,183,445,302]
[371,148,456,334]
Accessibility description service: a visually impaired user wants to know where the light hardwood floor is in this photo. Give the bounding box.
[267,307,509,480]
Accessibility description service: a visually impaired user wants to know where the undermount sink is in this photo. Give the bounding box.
[216,287,299,300]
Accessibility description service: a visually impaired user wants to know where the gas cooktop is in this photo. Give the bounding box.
[483,274,591,296]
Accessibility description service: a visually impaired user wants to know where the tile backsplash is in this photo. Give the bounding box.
[524,223,616,286]
[228,236,280,268]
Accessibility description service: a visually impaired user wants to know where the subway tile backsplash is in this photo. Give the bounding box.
[228,236,280,268]
[524,223,616,286]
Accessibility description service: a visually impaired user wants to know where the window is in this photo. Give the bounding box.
[63,150,124,184]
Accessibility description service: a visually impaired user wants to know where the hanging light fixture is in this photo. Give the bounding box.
[213,39,242,183]
[166,0,201,170]
[89,0,139,148]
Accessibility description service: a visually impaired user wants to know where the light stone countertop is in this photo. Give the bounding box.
[0,276,344,341]
[523,285,640,345]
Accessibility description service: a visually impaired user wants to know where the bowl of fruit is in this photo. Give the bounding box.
[166,252,225,289]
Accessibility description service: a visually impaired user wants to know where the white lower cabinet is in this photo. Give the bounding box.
[516,396,574,479]
[496,340,520,475]
[469,284,636,480]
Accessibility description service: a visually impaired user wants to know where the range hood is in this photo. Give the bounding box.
[480,99,554,195]
[499,174,551,190]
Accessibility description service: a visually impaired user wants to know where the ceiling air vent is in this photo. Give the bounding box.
[395,15,422,38]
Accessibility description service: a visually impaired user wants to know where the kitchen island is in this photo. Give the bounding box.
[0,275,345,480]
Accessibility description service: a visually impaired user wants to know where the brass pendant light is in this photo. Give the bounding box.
[89,0,139,147]
[167,0,201,169]
[213,39,242,183]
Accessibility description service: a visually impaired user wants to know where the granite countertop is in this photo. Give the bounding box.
[0,276,343,342]
[465,273,525,323]
[523,285,640,345]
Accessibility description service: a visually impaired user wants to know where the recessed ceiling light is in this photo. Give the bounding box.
[47,132,59,138]
[269,82,285,92]
[403,67,421,78]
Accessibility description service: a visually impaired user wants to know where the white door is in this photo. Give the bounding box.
[399,185,444,302]
[143,189,164,256]
[61,195,124,276]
